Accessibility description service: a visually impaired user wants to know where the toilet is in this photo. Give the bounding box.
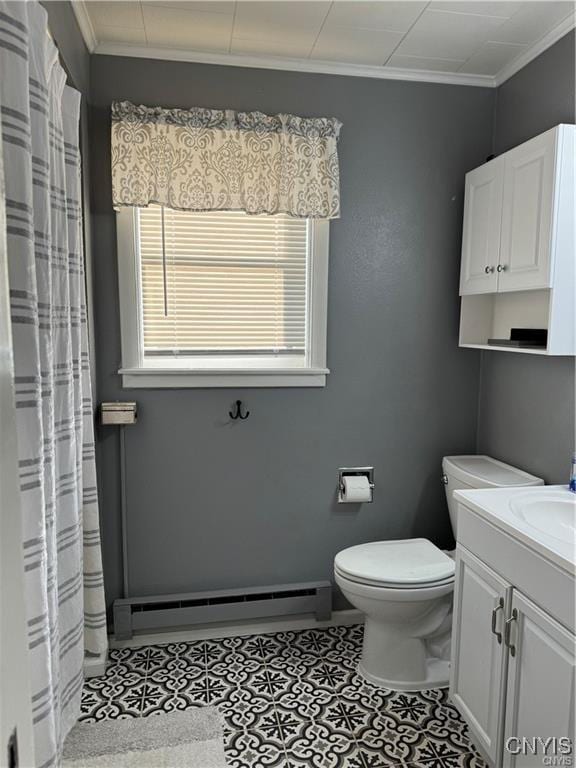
[334,455,543,691]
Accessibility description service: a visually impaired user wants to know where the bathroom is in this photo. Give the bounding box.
[0,1,574,767]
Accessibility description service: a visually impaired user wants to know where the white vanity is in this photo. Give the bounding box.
[449,486,575,767]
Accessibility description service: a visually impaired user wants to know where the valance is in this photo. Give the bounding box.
[111,101,342,219]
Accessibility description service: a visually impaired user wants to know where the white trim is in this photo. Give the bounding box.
[94,42,496,88]
[119,371,328,388]
[308,218,329,370]
[109,609,363,649]
[116,208,143,371]
[116,209,330,389]
[494,14,576,87]
[71,0,97,54]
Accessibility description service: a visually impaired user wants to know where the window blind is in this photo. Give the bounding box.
[137,206,309,357]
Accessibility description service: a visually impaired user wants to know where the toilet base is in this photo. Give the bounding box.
[334,563,454,693]
[356,604,453,692]
[358,657,450,691]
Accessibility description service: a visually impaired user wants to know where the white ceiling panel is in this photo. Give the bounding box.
[323,2,427,32]
[386,53,466,71]
[489,1,575,44]
[142,5,233,50]
[429,2,522,18]
[94,25,147,44]
[83,1,576,86]
[231,36,313,58]
[233,2,330,44]
[142,1,235,12]
[311,26,404,65]
[394,8,507,59]
[459,40,526,74]
[86,1,144,29]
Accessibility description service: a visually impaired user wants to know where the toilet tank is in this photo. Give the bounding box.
[442,455,543,538]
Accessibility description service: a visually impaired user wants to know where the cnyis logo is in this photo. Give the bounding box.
[505,737,574,766]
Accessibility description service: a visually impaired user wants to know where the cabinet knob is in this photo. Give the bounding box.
[497,264,507,273]
[484,265,495,274]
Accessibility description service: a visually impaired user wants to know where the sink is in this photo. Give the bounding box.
[510,491,576,543]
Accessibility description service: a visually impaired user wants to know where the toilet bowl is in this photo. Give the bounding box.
[335,538,455,690]
[334,455,544,691]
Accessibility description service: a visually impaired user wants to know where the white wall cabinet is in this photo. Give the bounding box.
[458,124,575,355]
[450,544,576,768]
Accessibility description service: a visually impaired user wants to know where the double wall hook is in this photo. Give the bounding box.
[229,400,250,420]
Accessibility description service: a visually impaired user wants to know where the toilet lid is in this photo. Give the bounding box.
[334,539,455,586]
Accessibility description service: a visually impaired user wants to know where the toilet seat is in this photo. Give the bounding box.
[334,565,455,590]
[334,538,455,589]
[334,568,455,603]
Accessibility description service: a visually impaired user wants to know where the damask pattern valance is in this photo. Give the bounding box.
[111,101,342,219]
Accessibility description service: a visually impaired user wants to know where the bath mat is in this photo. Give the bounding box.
[63,707,228,767]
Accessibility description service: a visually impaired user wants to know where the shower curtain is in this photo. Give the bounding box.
[0,2,107,766]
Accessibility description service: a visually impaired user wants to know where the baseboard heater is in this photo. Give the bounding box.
[113,580,332,640]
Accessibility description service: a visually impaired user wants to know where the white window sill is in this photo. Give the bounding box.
[118,367,329,389]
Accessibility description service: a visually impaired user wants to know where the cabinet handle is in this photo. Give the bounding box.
[497,264,507,273]
[484,265,495,274]
[491,597,504,644]
[504,608,518,657]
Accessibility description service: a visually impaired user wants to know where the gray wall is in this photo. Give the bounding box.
[493,31,575,155]
[477,31,576,484]
[90,56,495,609]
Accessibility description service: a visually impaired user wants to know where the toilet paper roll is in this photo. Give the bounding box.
[341,475,372,503]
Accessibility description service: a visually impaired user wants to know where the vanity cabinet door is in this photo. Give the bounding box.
[450,546,511,766]
[498,129,557,292]
[502,591,575,768]
[459,157,503,295]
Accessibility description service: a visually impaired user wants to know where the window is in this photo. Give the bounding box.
[116,206,329,388]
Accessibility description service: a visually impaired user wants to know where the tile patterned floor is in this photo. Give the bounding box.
[80,624,488,767]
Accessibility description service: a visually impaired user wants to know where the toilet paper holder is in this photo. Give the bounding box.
[338,467,374,503]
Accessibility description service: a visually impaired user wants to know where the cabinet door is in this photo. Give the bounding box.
[460,157,503,295]
[450,547,511,765]
[502,591,575,768]
[498,130,557,291]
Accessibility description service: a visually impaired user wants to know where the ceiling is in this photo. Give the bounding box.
[77,1,576,86]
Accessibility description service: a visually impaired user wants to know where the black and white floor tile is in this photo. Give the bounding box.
[80,624,488,768]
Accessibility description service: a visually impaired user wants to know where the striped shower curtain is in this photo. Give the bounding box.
[0,3,107,766]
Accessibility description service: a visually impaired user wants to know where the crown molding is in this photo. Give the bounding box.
[495,13,575,87]
[71,0,97,54]
[93,43,496,88]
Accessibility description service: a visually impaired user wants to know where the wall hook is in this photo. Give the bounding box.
[229,400,250,420]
